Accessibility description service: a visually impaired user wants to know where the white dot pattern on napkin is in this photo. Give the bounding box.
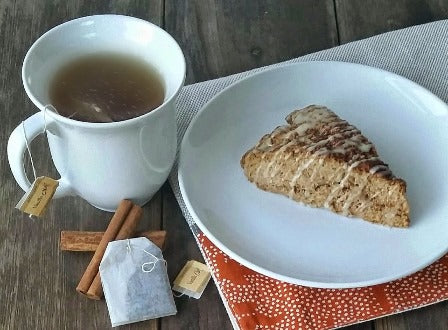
[199,234,448,330]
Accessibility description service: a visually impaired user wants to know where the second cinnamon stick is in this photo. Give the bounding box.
[76,200,133,296]
[86,203,143,300]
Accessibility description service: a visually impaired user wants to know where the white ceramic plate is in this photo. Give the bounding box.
[178,61,448,288]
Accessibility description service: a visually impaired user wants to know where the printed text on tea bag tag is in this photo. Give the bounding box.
[16,176,58,217]
[173,260,211,299]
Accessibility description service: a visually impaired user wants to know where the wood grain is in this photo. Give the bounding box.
[1,0,447,329]
[164,0,338,83]
[0,1,163,329]
[375,301,448,330]
[335,0,448,44]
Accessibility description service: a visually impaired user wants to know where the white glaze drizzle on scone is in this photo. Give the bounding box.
[255,105,391,215]
[248,105,402,220]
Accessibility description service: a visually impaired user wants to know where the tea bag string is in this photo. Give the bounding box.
[22,106,53,183]
[22,122,37,182]
[141,248,167,273]
[43,105,50,133]
[172,291,185,298]
[126,239,167,273]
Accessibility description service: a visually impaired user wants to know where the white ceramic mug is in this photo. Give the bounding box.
[7,15,186,211]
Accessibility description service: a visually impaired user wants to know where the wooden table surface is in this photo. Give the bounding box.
[1,1,448,329]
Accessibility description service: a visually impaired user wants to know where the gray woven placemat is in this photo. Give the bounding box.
[167,20,448,328]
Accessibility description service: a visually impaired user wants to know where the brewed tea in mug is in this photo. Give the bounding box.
[49,52,165,123]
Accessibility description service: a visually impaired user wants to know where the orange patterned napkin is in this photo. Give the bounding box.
[197,234,448,330]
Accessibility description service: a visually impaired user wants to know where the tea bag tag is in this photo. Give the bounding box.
[173,260,211,299]
[16,176,59,217]
[16,116,58,218]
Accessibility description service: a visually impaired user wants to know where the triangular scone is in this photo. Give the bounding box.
[240,105,410,227]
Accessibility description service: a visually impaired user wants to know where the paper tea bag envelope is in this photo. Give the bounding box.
[100,237,177,327]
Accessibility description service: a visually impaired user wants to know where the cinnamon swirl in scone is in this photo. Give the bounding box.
[240,105,410,227]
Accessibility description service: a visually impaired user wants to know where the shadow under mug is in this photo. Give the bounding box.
[7,15,186,211]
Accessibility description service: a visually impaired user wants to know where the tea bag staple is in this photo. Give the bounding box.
[100,237,177,327]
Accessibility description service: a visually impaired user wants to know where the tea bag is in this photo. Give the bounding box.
[99,237,177,327]
[69,99,113,122]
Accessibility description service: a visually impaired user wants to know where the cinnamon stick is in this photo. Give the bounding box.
[137,230,167,251]
[86,203,143,300]
[115,204,143,240]
[60,231,104,251]
[76,200,133,296]
[60,230,166,251]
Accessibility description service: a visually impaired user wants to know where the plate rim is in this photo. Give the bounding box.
[178,60,448,288]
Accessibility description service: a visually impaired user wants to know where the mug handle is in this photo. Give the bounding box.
[7,112,73,198]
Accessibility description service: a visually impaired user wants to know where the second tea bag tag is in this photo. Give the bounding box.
[173,260,211,299]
